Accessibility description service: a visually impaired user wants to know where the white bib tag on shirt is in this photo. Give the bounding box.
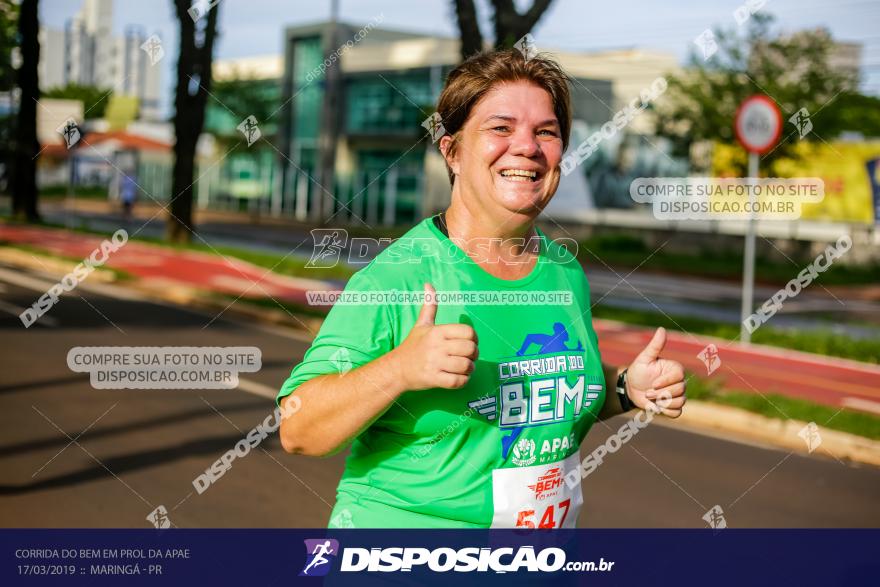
[490,451,583,528]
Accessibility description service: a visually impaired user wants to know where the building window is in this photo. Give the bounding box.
[346,72,436,134]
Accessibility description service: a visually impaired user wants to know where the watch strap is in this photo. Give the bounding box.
[616,368,634,411]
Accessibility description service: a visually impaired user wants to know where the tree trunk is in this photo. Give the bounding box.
[167,0,219,244]
[11,0,41,223]
[451,0,554,61]
[453,0,483,60]
[490,0,554,50]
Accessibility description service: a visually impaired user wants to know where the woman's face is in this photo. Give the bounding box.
[442,80,563,222]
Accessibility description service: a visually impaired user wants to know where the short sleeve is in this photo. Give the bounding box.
[276,268,395,406]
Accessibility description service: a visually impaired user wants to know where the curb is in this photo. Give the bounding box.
[664,400,880,467]
[0,247,120,284]
[0,246,325,334]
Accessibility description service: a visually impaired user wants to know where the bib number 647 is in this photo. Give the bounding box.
[515,498,571,529]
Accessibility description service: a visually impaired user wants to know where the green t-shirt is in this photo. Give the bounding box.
[276,217,606,528]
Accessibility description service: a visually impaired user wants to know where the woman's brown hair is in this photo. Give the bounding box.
[435,48,573,186]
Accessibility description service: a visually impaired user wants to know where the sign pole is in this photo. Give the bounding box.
[739,151,758,343]
[734,94,781,344]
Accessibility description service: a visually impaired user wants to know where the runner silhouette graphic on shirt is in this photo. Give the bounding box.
[502,323,584,459]
[515,322,583,356]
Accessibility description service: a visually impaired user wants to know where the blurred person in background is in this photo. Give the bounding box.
[120,173,137,224]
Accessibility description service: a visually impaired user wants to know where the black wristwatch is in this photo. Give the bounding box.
[616,368,635,412]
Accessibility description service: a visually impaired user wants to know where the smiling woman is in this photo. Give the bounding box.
[276,48,687,529]
[435,51,572,249]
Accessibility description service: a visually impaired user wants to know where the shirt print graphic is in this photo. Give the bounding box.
[467,322,603,466]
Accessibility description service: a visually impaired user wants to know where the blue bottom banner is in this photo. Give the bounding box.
[1,529,877,586]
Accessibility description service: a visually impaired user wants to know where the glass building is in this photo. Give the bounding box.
[207,21,617,225]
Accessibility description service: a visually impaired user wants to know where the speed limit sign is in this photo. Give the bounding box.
[734,95,782,154]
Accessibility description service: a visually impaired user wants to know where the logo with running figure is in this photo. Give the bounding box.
[299,538,339,577]
[515,322,584,356]
[307,229,348,268]
[467,323,603,463]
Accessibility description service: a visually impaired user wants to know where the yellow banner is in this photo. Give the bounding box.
[712,141,880,224]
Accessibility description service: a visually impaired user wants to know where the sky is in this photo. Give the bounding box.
[40,0,880,118]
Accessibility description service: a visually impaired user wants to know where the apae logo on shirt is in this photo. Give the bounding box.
[511,438,536,466]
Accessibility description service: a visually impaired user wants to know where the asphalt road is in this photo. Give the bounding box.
[0,263,878,528]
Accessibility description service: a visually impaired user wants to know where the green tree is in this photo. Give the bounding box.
[0,0,19,195]
[209,72,276,145]
[0,0,17,93]
[656,13,858,174]
[43,83,113,119]
[820,92,880,139]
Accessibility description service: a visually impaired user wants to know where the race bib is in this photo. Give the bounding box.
[490,451,583,528]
